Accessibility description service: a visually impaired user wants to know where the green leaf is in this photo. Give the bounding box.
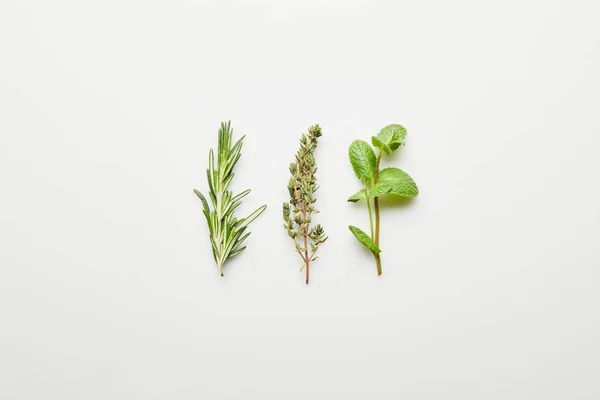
[369,182,392,198]
[236,204,267,231]
[371,136,392,155]
[229,245,246,258]
[378,167,419,197]
[349,225,381,254]
[348,140,376,184]
[347,189,367,203]
[377,124,407,152]
[193,189,210,214]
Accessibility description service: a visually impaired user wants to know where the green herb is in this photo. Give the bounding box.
[347,124,418,275]
[194,121,267,277]
[283,125,327,284]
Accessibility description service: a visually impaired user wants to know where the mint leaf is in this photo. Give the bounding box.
[371,136,392,155]
[347,189,367,203]
[377,124,406,152]
[369,182,392,198]
[378,167,419,197]
[349,140,376,184]
[349,225,381,254]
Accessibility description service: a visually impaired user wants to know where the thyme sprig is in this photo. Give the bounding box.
[283,125,327,284]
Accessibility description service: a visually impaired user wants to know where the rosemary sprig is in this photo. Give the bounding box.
[283,124,327,284]
[194,121,267,277]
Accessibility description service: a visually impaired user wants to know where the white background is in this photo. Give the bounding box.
[1,0,599,398]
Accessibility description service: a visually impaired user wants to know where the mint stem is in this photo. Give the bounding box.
[374,151,383,275]
[366,193,375,240]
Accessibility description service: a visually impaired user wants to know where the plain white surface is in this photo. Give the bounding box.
[1,0,599,398]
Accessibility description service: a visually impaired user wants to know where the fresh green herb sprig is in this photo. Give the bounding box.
[283,125,327,284]
[347,124,419,275]
[194,121,266,277]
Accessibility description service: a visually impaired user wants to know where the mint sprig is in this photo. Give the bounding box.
[347,124,418,275]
